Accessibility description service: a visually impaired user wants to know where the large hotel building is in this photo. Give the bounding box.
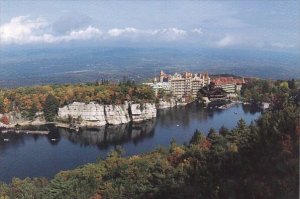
[145,70,245,99]
[154,70,211,98]
[211,76,245,94]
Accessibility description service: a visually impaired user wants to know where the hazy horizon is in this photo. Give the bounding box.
[0,0,299,87]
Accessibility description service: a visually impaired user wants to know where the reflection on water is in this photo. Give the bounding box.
[0,120,156,151]
[158,103,216,128]
[157,103,259,129]
[0,103,260,182]
[58,120,155,149]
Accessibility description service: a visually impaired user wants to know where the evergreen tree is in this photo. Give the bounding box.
[43,94,59,122]
[0,96,4,113]
[288,79,296,89]
[236,118,247,130]
[28,102,38,120]
[219,125,230,136]
[208,128,217,138]
[190,129,205,144]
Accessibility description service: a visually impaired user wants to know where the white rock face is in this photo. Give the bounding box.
[105,104,130,125]
[58,101,157,127]
[58,102,106,126]
[130,103,157,122]
[176,102,187,106]
[158,99,176,109]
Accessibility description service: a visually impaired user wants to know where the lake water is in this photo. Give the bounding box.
[0,103,260,183]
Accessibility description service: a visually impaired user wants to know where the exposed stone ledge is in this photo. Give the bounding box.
[1,99,194,130]
[105,103,130,125]
[130,103,157,122]
[57,101,157,126]
[158,99,176,109]
[58,102,106,126]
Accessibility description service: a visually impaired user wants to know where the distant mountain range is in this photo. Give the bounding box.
[0,46,299,87]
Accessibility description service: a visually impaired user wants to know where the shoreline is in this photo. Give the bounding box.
[0,118,159,134]
[0,100,259,135]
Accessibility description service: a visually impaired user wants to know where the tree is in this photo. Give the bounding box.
[219,125,230,136]
[288,79,296,90]
[0,96,4,113]
[236,118,247,131]
[3,98,11,113]
[262,81,270,93]
[107,145,125,158]
[190,129,205,144]
[43,94,59,122]
[28,102,38,120]
[279,81,289,91]
[208,128,217,138]
[196,91,204,104]
[1,115,9,125]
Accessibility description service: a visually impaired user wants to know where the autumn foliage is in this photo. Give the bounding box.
[1,115,9,125]
[0,101,299,198]
[0,79,298,198]
[0,82,155,120]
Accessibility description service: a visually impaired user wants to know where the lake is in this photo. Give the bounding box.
[0,103,260,183]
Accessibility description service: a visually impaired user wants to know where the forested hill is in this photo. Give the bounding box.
[0,81,155,118]
[0,78,299,124]
[0,79,299,198]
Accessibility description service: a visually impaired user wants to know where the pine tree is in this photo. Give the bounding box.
[288,79,296,89]
[28,102,38,120]
[43,94,59,122]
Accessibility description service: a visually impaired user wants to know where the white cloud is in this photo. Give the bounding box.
[4,16,273,48]
[0,16,48,44]
[0,16,102,44]
[0,17,191,44]
[66,26,102,41]
[106,27,187,41]
[151,28,187,40]
[191,28,203,34]
[107,27,138,37]
[215,35,235,47]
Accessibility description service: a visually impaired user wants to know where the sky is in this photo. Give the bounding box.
[0,0,299,52]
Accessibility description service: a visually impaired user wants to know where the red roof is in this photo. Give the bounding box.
[212,77,244,85]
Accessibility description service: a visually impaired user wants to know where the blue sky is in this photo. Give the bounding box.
[0,0,299,52]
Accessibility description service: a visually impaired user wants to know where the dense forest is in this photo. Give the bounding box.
[0,81,299,198]
[241,79,299,103]
[0,80,155,122]
[1,78,298,120]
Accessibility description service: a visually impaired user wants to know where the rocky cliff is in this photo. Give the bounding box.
[130,103,157,122]
[158,99,176,109]
[105,103,130,125]
[57,101,157,127]
[58,102,106,127]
